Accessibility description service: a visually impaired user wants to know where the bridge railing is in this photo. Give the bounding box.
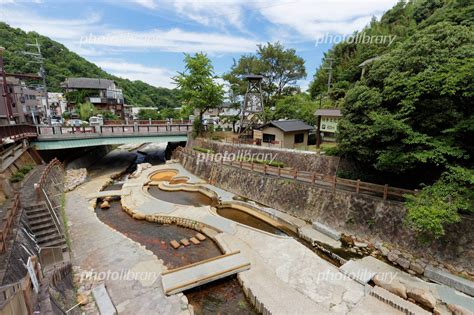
[0,124,37,142]
[36,123,192,137]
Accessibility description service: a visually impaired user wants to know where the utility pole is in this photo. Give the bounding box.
[323,57,334,92]
[23,38,49,125]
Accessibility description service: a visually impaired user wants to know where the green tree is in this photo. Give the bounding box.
[223,42,306,106]
[173,53,224,135]
[137,108,160,120]
[273,93,319,125]
[78,102,95,121]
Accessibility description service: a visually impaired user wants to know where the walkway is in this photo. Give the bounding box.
[121,163,383,314]
[64,151,189,314]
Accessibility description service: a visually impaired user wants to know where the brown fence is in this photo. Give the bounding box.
[178,148,415,201]
[0,194,21,254]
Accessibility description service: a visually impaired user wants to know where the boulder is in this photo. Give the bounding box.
[410,262,425,275]
[407,287,436,310]
[100,200,110,209]
[387,251,399,263]
[396,257,411,269]
[448,304,473,315]
[373,273,407,299]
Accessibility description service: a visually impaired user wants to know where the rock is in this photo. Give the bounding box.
[100,201,110,209]
[130,163,152,178]
[387,251,399,263]
[104,196,113,202]
[132,213,146,220]
[354,241,368,248]
[170,240,180,249]
[380,246,390,256]
[406,287,436,310]
[373,273,407,299]
[433,308,442,315]
[396,257,411,269]
[189,237,200,245]
[180,239,190,246]
[77,293,89,305]
[448,304,473,315]
[195,233,206,241]
[340,234,354,246]
[410,262,425,275]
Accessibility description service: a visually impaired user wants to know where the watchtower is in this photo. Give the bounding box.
[239,74,264,134]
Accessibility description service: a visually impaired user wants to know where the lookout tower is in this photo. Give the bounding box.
[239,74,264,134]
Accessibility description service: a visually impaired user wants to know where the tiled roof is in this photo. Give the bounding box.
[259,119,314,132]
[62,78,115,89]
[315,109,342,117]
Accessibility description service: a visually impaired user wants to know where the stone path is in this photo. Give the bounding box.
[64,151,188,314]
[121,163,392,314]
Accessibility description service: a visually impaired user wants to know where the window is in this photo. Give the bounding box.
[294,133,304,143]
[263,133,276,143]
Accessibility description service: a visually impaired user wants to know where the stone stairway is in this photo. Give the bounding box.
[25,203,67,251]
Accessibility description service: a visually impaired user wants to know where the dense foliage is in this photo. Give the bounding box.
[0,22,179,108]
[173,53,224,136]
[223,42,306,107]
[309,0,474,238]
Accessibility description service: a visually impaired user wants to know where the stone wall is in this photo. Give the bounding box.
[188,138,341,175]
[178,152,474,272]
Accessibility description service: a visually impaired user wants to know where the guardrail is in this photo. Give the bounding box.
[36,123,192,137]
[178,147,415,201]
[0,194,21,254]
[0,124,37,143]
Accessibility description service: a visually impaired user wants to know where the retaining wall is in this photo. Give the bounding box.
[188,138,341,175]
[178,151,474,272]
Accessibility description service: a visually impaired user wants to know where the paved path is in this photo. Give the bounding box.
[64,151,188,315]
[121,163,383,314]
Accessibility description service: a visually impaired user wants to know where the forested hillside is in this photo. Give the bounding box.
[0,22,179,108]
[309,0,473,238]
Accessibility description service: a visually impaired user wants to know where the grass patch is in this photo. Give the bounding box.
[192,146,215,154]
[237,157,285,168]
[60,193,72,250]
[9,163,35,183]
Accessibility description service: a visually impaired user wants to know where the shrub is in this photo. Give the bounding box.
[237,157,285,168]
[18,164,34,175]
[10,172,25,183]
[192,146,215,154]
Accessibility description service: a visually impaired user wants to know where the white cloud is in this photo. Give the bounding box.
[172,0,246,30]
[79,28,257,53]
[94,60,175,88]
[255,0,398,40]
[132,0,158,9]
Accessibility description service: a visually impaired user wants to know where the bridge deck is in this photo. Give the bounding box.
[161,251,251,295]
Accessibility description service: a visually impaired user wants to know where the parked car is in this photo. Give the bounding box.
[89,115,104,126]
[66,119,88,127]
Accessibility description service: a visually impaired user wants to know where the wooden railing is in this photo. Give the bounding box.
[0,124,37,142]
[178,147,415,201]
[0,194,21,254]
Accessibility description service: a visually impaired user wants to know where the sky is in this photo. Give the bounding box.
[0,0,398,91]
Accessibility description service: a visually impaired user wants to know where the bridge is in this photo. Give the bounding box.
[1,124,192,150]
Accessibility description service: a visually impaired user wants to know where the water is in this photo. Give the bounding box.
[217,207,288,236]
[148,187,215,207]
